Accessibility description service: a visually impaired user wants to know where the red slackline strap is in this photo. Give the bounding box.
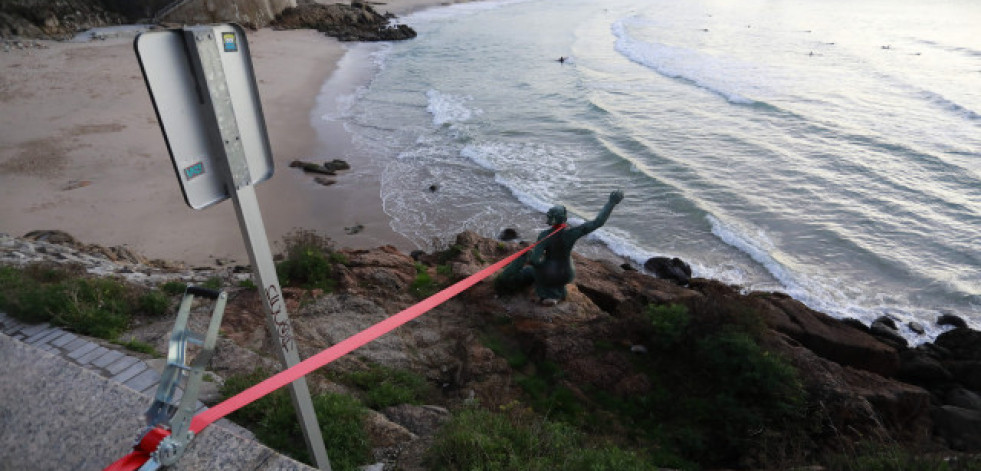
[104,427,170,471]
[106,224,565,470]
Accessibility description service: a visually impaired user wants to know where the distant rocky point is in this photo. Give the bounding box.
[0,0,416,42]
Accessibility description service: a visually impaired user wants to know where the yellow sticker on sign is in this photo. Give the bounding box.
[222,32,237,52]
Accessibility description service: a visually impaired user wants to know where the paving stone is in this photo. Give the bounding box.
[106,356,140,376]
[67,342,98,360]
[77,346,109,365]
[27,328,63,345]
[111,361,147,383]
[62,337,88,352]
[0,333,315,471]
[19,322,51,337]
[39,344,57,353]
[125,368,160,394]
[92,350,124,369]
[19,323,50,337]
[1,318,25,333]
[50,332,78,348]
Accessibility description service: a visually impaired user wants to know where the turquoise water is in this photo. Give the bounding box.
[315,0,981,339]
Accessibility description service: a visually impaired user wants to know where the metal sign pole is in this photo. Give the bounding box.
[136,25,331,470]
[183,27,332,471]
[230,185,332,471]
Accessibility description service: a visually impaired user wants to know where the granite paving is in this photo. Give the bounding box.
[0,331,314,470]
[0,311,257,454]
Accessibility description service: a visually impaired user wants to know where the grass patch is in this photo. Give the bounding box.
[237,278,257,290]
[201,277,222,291]
[337,363,434,410]
[160,281,187,296]
[114,338,159,356]
[276,230,337,292]
[822,443,981,470]
[410,262,438,299]
[480,332,527,369]
[0,263,177,341]
[595,303,808,468]
[426,405,670,470]
[221,369,371,470]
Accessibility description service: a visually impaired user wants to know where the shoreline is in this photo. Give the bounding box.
[0,0,475,266]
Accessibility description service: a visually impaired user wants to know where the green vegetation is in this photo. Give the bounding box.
[237,278,257,290]
[410,262,438,299]
[113,338,158,356]
[426,405,663,471]
[220,369,371,470]
[201,276,222,291]
[475,301,809,469]
[0,263,173,340]
[276,230,337,292]
[160,280,187,296]
[603,303,807,468]
[822,443,981,470]
[337,363,434,410]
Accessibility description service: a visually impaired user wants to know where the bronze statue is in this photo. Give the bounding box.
[496,190,624,305]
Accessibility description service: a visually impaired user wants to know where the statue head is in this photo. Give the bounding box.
[546,205,567,226]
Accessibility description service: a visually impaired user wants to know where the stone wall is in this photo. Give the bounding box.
[161,0,297,28]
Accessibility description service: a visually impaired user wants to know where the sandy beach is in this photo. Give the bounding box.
[0,0,469,266]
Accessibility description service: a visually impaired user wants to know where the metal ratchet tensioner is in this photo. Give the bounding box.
[137,286,228,470]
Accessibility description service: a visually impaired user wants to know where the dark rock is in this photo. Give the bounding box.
[873,316,899,331]
[271,3,417,42]
[313,176,336,186]
[620,263,635,271]
[946,362,981,391]
[841,317,870,332]
[428,184,438,192]
[908,321,926,335]
[290,160,336,175]
[932,405,981,451]
[938,314,969,329]
[898,348,952,385]
[0,0,125,40]
[323,159,350,172]
[643,256,692,285]
[757,293,900,377]
[382,404,450,437]
[870,316,908,350]
[935,328,981,361]
[498,228,519,241]
[768,332,932,448]
[409,250,426,261]
[947,388,981,412]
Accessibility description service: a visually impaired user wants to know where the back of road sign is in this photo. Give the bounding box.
[135,24,273,210]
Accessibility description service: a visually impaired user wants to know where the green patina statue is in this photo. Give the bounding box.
[496,190,624,305]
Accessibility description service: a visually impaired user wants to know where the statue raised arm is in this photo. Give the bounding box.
[497,190,624,305]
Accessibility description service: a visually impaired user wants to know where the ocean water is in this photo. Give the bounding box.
[315,0,981,340]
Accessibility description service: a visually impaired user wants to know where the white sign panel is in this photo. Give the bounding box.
[135,24,273,210]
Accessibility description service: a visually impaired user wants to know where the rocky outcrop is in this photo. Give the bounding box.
[0,0,124,39]
[5,229,981,465]
[753,291,900,377]
[155,0,296,29]
[271,2,416,42]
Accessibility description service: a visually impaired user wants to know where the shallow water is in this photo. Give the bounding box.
[315,0,981,340]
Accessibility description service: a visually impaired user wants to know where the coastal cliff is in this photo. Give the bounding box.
[3,230,981,468]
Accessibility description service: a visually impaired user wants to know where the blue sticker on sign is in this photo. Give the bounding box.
[184,162,205,181]
[222,32,238,52]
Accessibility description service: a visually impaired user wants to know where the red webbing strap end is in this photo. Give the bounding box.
[103,427,170,471]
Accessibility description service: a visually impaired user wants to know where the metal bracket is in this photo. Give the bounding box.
[138,286,227,470]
